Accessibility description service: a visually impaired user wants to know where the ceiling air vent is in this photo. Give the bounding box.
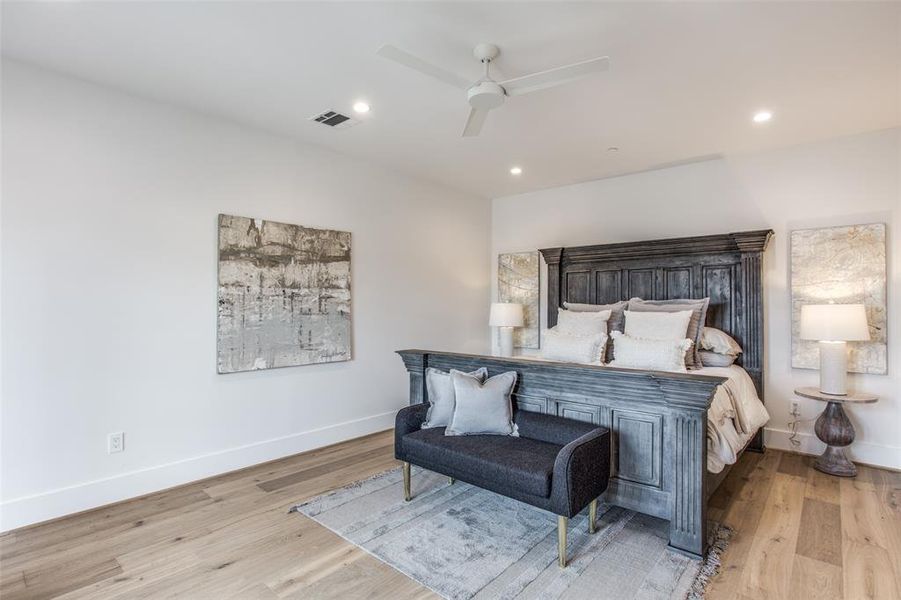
[309,110,359,129]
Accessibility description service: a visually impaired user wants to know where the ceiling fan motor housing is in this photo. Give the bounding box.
[467,81,505,110]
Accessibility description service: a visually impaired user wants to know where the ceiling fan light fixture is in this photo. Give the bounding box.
[376,42,610,138]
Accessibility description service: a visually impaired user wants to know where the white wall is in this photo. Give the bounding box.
[0,60,490,530]
[492,128,900,470]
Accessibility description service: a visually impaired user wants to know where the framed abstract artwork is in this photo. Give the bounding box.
[790,223,886,374]
[217,214,352,373]
[498,251,540,349]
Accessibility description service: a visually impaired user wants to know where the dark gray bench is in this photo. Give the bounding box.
[395,404,611,567]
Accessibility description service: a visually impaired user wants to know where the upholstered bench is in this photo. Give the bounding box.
[395,403,611,567]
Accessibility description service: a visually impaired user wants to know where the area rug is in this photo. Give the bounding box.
[291,467,730,600]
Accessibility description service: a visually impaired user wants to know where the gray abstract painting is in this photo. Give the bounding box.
[217,214,351,373]
[498,251,540,349]
[791,223,886,374]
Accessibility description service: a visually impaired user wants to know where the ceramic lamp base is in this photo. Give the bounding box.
[497,326,514,357]
[818,341,848,395]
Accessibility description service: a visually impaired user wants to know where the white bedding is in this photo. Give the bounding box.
[694,365,769,473]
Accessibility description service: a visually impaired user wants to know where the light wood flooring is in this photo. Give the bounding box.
[1,430,898,599]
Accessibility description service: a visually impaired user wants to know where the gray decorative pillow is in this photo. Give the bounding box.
[699,350,738,367]
[627,298,710,369]
[563,300,628,362]
[422,367,487,429]
[700,327,742,356]
[446,371,518,436]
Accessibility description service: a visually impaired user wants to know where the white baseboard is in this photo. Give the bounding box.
[0,411,396,532]
[764,427,901,470]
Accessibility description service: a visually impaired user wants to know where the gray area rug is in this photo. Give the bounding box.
[292,467,730,600]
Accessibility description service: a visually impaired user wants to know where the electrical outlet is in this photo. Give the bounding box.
[790,401,801,418]
[108,432,124,454]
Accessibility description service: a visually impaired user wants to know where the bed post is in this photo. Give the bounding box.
[659,375,714,558]
[540,247,563,328]
[397,350,428,405]
[732,230,772,452]
[666,407,708,557]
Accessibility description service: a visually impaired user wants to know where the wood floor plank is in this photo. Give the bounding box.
[1,487,212,563]
[777,451,809,479]
[737,472,806,598]
[0,570,27,597]
[861,465,901,520]
[806,465,842,505]
[795,497,843,566]
[841,541,900,600]
[224,583,280,599]
[840,476,901,599]
[705,449,781,599]
[19,557,123,600]
[204,431,393,499]
[257,446,395,492]
[789,555,843,600]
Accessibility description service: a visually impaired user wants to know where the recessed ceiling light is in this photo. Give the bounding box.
[353,101,371,114]
[607,146,619,152]
[509,166,523,175]
[752,110,772,123]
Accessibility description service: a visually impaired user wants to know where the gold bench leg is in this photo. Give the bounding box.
[558,515,568,568]
[589,499,598,534]
[403,462,411,502]
[449,477,455,485]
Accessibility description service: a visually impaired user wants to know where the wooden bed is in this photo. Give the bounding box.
[397,229,772,557]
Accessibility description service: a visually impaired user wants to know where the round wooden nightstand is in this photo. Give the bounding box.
[794,386,878,477]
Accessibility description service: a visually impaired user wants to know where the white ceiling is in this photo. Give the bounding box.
[3,1,899,198]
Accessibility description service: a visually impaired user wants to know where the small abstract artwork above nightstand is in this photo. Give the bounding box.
[217,214,352,373]
[790,223,886,374]
[498,251,540,349]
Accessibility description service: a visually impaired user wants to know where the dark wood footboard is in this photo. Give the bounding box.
[397,349,727,557]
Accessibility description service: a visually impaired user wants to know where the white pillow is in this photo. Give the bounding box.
[609,331,693,372]
[701,327,742,356]
[541,329,607,364]
[556,308,611,336]
[422,367,488,429]
[624,309,692,340]
[446,371,518,436]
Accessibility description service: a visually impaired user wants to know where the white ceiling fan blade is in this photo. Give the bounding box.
[500,56,609,97]
[461,107,489,137]
[377,44,471,90]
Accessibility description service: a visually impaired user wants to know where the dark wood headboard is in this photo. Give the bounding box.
[539,229,773,401]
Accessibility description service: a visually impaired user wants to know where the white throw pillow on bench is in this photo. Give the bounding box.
[446,370,518,436]
[422,367,487,429]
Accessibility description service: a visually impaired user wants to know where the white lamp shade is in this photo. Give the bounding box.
[489,303,524,327]
[800,304,870,342]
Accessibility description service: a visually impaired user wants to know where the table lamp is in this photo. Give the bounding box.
[800,303,870,395]
[490,303,524,358]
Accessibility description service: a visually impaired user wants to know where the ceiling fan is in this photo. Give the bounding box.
[377,43,610,137]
